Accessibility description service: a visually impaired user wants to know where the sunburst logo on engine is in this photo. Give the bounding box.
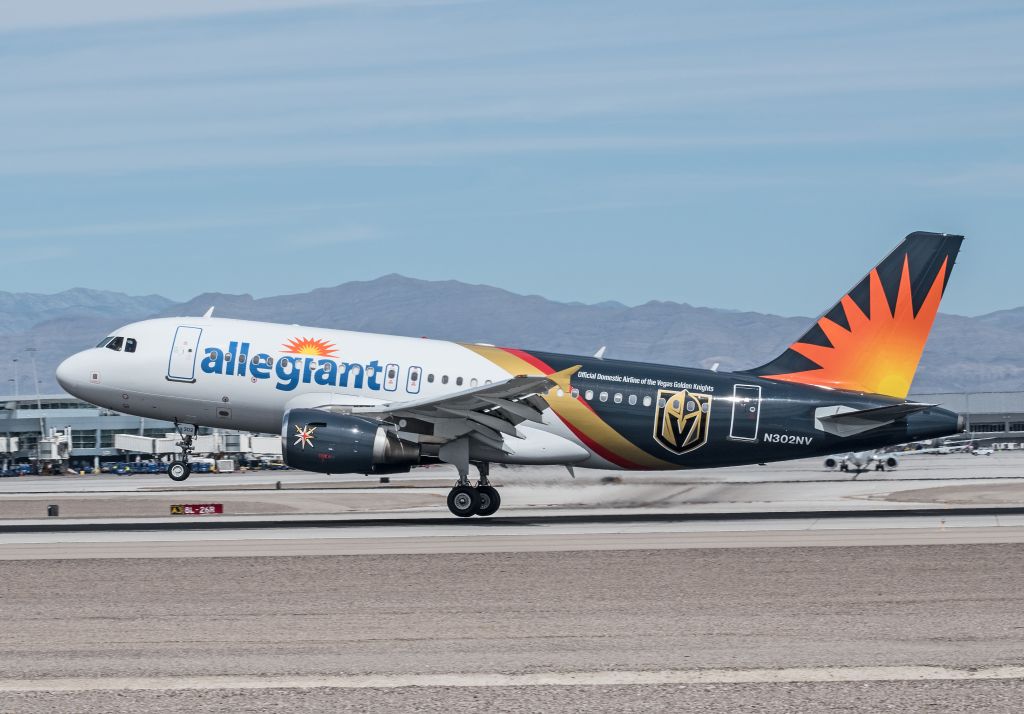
[282,337,338,357]
[294,424,317,449]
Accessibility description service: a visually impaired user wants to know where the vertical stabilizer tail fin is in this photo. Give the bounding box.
[747,231,964,399]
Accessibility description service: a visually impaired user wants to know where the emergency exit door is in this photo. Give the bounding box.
[167,326,203,382]
[730,384,761,441]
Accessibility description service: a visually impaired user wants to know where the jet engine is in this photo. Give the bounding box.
[282,408,420,475]
[884,456,898,469]
[823,457,838,469]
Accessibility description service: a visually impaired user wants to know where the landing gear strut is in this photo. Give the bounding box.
[167,422,197,482]
[445,462,501,518]
[475,462,501,517]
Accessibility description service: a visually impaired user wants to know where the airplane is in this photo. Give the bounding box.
[56,231,966,517]
[824,451,899,474]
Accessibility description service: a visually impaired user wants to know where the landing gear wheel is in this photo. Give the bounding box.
[475,485,501,517]
[447,485,480,518]
[168,461,191,482]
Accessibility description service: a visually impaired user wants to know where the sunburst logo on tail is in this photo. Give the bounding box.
[282,337,338,357]
[765,256,949,399]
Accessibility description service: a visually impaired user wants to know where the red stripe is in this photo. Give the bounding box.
[562,419,643,469]
[500,347,645,469]
[502,347,554,375]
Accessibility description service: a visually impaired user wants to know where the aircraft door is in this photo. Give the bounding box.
[167,326,203,383]
[729,384,761,441]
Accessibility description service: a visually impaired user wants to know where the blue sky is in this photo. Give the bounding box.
[1,0,1022,316]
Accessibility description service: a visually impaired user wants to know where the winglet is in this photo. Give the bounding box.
[203,306,215,318]
[594,346,607,360]
[547,364,582,393]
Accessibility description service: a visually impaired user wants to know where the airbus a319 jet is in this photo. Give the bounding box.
[57,232,965,517]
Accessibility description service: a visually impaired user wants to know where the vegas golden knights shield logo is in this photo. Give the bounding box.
[653,388,712,454]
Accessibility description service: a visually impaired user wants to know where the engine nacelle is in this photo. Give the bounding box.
[885,456,898,469]
[823,457,838,469]
[282,409,420,475]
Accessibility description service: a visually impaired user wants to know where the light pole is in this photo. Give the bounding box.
[25,348,43,471]
[11,358,18,399]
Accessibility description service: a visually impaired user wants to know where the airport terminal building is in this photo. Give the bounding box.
[0,394,279,472]
[3,391,1024,472]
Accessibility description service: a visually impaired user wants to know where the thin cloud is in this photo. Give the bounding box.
[0,0,477,32]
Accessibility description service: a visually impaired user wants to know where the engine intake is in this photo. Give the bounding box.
[282,409,420,475]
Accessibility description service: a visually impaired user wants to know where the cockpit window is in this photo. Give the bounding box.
[106,336,124,352]
[124,338,137,353]
[96,337,114,348]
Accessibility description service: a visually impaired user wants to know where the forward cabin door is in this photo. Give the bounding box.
[729,384,761,441]
[167,326,203,383]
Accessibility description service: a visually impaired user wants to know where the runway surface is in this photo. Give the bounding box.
[2,453,1023,711]
[2,545,1024,712]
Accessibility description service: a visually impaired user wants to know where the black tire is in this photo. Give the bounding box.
[168,461,191,482]
[447,485,480,518]
[475,486,501,516]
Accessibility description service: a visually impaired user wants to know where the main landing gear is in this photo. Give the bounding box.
[167,422,198,482]
[446,462,501,518]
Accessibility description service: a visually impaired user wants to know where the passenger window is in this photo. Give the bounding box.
[124,338,137,353]
[599,392,608,402]
[106,336,124,352]
[671,399,681,411]
[442,375,449,385]
[225,353,233,362]
[613,393,623,404]
[643,395,652,407]
[571,388,580,399]
[585,389,594,401]
[388,368,397,380]
[658,397,667,408]
[557,389,565,397]
[267,357,274,366]
[470,378,479,387]
[456,377,464,386]
[628,394,637,406]
[428,373,435,383]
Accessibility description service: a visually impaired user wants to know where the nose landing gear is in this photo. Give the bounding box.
[167,422,198,482]
[445,462,501,518]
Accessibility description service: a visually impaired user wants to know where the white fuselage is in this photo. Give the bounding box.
[56,316,600,468]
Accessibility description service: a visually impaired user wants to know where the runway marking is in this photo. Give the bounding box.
[2,666,1024,692]
[4,524,1024,559]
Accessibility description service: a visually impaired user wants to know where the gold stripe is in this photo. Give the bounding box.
[462,344,676,470]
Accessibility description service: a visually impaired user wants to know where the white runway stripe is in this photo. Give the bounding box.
[3,666,1024,692]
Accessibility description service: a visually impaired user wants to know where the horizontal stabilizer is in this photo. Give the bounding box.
[815,402,935,437]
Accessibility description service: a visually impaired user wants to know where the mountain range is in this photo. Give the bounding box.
[1,275,1021,396]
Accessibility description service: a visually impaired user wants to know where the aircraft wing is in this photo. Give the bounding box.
[343,364,581,453]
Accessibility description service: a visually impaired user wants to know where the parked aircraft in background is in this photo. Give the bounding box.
[57,232,965,517]
[824,451,899,474]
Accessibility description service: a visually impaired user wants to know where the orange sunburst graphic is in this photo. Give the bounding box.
[281,337,338,357]
[765,256,948,399]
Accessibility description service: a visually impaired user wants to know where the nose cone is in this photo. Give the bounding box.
[56,352,86,397]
